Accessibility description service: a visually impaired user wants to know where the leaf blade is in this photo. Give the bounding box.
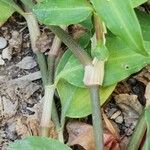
[57,80,116,118]
[90,0,147,55]
[33,0,93,25]
[8,136,71,150]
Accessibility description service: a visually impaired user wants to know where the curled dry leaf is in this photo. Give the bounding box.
[67,121,120,150]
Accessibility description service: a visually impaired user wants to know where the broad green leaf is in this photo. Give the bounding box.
[1,0,24,15]
[0,1,15,26]
[55,38,150,87]
[132,0,147,7]
[131,0,148,8]
[57,80,116,118]
[8,136,71,150]
[136,10,150,41]
[90,0,148,55]
[33,0,93,25]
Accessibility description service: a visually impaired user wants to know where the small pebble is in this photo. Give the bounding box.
[115,116,123,124]
[106,107,117,118]
[110,110,121,120]
[0,37,7,49]
[2,47,12,60]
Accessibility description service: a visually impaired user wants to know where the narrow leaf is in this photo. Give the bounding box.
[90,0,148,55]
[33,0,93,25]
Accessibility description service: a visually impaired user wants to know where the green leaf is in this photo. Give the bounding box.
[90,0,148,55]
[8,136,71,150]
[1,0,24,15]
[132,0,147,7]
[136,10,150,41]
[0,1,15,26]
[57,80,116,118]
[55,38,150,87]
[33,0,93,25]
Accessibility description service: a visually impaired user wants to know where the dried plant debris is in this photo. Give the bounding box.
[115,94,143,114]
[67,121,95,150]
[67,120,120,150]
[16,56,37,70]
[9,30,22,54]
[36,32,52,53]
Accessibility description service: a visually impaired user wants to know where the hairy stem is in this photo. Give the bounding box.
[40,85,55,136]
[49,25,92,66]
[89,86,104,150]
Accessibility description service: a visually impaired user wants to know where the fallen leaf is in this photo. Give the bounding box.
[115,94,143,114]
[104,131,120,150]
[16,56,37,70]
[10,71,41,83]
[67,121,94,150]
[67,121,120,150]
[1,96,18,119]
[103,113,120,139]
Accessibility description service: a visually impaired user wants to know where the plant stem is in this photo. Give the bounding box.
[49,25,104,149]
[127,111,147,150]
[94,14,104,42]
[40,85,55,136]
[24,12,61,138]
[49,25,92,66]
[36,53,48,86]
[89,85,104,150]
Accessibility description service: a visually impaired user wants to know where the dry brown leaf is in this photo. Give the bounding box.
[67,121,120,150]
[67,121,95,150]
[115,94,143,114]
[103,113,120,139]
